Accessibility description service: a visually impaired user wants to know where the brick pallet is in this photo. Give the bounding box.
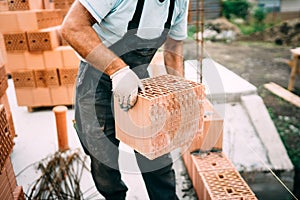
[0,2,79,110]
[0,104,23,199]
[114,74,205,160]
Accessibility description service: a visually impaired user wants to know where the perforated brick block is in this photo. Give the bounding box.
[3,32,28,52]
[115,74,205,160]
[0,93,16,141]
[0,66,8,97]
[0,105,14,174]
[11,70,35,88]
[34,68,59,87]
[7,0,43,11]
[34,69,47,87]
[27,27,60,51]
[13,186,25,200]
[191,152,234,173]
[36,10,63,30]
[0,158,17,200]
[53,0,74,9]
[194,169,257,200]
[59,68,78,85]
[44,68,59,87]
[8,0,30,10]
[188,99,223,153]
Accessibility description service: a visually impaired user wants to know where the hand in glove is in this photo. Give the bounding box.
[110,66,144,111]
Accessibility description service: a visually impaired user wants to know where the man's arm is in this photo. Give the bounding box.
[163,37,184,77]
[60,0,126,76]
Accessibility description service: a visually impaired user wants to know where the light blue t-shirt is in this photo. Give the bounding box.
[79,0,189,46]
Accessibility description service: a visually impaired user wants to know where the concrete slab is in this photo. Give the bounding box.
[184,59,257,103]
[215,102,269,171]
[241,94,294,171]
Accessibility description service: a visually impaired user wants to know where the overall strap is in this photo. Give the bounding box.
[164,0,175,29]
[127,0,145,30]
[127,0,175,31]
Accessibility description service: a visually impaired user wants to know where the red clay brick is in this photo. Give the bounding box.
[11,70,36,88]
[58,68,78,85]
[26,27,60,51]
[115,74,205,160]
[3,32,28,52]
[194,169,257,200]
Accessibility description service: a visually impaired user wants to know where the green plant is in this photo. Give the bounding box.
[253,6,266,24]
[222,0,250,20]
[237,24,255,35]
[187,25,197,38]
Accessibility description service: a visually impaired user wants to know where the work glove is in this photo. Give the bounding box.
[110,66,144,111]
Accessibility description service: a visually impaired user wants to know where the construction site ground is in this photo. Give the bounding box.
[7,39,300,199]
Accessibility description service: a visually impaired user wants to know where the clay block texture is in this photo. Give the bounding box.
[11,70,36,88]
[34,68,59,87]
[36,10,63,29]
[26,27,59,51]
[0,158,17,200]
[114,74,205,160]
[58,68,78,85]
[191,152,235,172]
[3,33,28,52]
[195,169,257,200]
[53,0,74,9]
[7,0,31,10]
[0,66,8,97]
[0,105,14,174]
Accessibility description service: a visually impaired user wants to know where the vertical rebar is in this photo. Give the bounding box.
[196,0,205,83]
[200,0,204,84]
[196,0,200,83]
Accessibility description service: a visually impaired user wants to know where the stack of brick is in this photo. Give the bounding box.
[0,0,79,111]
[114,74,206,160]
[182,151,258,199]
[0,104,25,200]
[180,99,258,199]
[0,35,16,138]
